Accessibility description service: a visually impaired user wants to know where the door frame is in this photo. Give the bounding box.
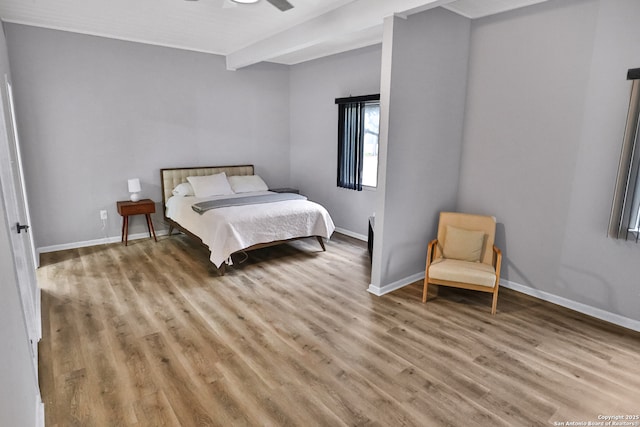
[0,73,41,371]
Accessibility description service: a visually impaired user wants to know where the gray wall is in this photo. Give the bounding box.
[6,0,640,325]
[372,9,471,288]
[5,24,291,249]
[289,45,381,238]
[458,0,640,321]
[0,22,40,427]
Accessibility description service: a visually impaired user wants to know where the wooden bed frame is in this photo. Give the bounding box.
[160,165,326,274]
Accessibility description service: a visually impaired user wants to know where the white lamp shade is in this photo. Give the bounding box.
[128,178,141,193]
[128,178,141,201]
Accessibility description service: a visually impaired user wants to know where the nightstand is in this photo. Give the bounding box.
[116,199,157,246]
[269,187,300,194]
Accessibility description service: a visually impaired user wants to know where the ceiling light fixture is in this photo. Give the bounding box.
[231,0,259,4]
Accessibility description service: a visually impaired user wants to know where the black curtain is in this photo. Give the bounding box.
[337,101,365,191]
[335,94,379,191]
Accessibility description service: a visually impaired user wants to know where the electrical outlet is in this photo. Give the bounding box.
[100,210,108,220]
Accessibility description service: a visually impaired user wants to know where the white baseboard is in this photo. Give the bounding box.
[37,230,639,333]
[366,272,640,332]
[40,227,351,254]
[36,397,44,427]
[368,271,424,296]
[500,279,640,333]
[37,229,169,255]
[334,227,367,242]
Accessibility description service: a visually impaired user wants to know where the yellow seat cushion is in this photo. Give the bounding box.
[428,258,496,288]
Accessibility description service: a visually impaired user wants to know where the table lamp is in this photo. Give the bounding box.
[128,178,141,202]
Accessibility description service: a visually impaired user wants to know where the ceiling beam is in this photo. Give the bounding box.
[225,0,456,70]
[442,0,551,19]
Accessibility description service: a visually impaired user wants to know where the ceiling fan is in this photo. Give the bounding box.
[185,0,294,12]
[234,0,293,11]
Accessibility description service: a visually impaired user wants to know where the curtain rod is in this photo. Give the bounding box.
[335,94,380,104]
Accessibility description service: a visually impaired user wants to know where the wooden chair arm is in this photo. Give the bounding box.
[493,245,503,278]
[426,239,438,267]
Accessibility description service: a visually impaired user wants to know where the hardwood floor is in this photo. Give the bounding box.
[38,234,640,426]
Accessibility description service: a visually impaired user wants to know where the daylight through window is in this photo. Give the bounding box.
[362,103,380,187]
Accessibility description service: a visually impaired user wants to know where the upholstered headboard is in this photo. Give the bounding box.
[160,164,254,206]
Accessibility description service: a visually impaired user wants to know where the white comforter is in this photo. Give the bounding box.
[165,191,335,267]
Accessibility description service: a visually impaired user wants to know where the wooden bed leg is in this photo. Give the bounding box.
[218,263,226,276]
[316,236,326,251]
[168,224,174,236]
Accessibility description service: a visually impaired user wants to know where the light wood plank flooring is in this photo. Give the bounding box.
[37,233,640,426]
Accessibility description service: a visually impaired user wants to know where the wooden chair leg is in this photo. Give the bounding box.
[422,276,429,303]
[422,242,435,303]
[491,286,499,315]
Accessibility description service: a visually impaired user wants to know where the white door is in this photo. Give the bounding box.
[0,75,41,372]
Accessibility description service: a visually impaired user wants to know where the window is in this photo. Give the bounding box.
[335,94,380,190]
[609,68,640,241]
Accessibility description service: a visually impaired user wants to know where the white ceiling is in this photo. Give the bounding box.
[0,0,550,70]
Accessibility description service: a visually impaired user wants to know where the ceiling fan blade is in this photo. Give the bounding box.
[222,0,238,9]
[266,0,294,11]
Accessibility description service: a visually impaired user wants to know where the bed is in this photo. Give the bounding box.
[160,165,335,273]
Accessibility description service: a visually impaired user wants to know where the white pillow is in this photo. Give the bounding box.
[171,182,195,197]
[187,173,234,198]
[228,175,269,193]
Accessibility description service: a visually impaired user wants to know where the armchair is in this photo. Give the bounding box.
[422,212,502,315]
